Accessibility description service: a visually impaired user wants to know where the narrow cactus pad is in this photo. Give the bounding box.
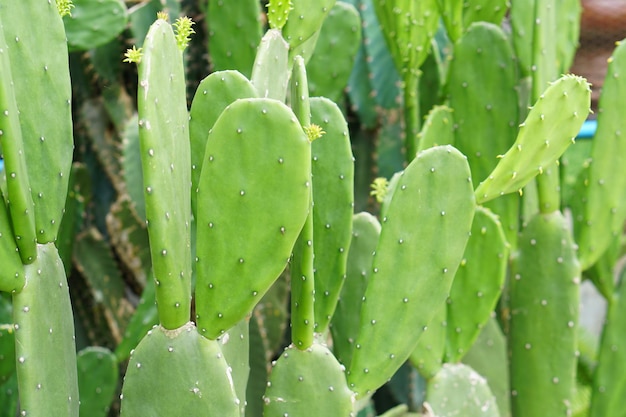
[576,40,626,270]
[120,322,239,416]
[0,0,74,244]
[589,269,626,417]
[509,211,580,417]
[207,0,262,78]
[310,97,355,333]
[12,243,79,417]
[77,347,119,417]
[445,206,508,363]
[0,195,25,292]
[264,343,354,416]
[426,363,500,417]
[195,98,310,339]
[330,212,380,369]
[409,302,447,379]
[137,18,192,330]
[348,145,475,397]
[0,17,36,264]
[474,74,590,204]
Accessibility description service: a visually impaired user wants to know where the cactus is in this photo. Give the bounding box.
[133,15,194,331]
[62,0,128,51]
[509,211,580,417]
[189,70,257,217]
[331,212,381,369]
[409,303,447,379]
[462,0,508,28]
[77,346,119,417]
[263,343,355,416]
[12,243,80,416]
[219,318,251,417]
[474,74,591,204]
[206,0,262,79]
[416,105,455,153]
[348,145,475,397]
[588,267,626,417]
[121,322,240,416]
[575,40,626,270]
[447,21,519,246]
[195,97,311,339]
[425,363,500,417]
[306,1,361,103]
[250,29,290,101]
[445,206,508,363]
[283,0,336,54]
[310,97,355,333]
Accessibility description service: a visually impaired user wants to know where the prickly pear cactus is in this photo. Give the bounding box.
[62,0,128,51]
[195,98,311,340]
[474,74,591,204]
[283,0,336,52]
[12,243,79,416]
[575,40,626,270]
[348,145,475,397]
[120,323,240,416]
[426,363,500,417]
[264,344,355,416]
[250,29,290,101]
[136,16,192,330]
[509,211,580,417]
[310,97,355,333]
[77,347,119,417]
[445,206,508,363]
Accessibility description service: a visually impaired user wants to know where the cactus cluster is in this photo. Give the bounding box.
[1,1,626,417]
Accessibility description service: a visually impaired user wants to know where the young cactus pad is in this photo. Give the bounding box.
[348,145,475,397]
[120,323,239,416]
[0,0,74,244]
[509,211,580,417]
[264,343,354,416]
[250,29,290,101]
[137,18,192,330]
[195,98,311,340]
[282,0,336,51]
[12,243,79,417]
[474,74,591,204]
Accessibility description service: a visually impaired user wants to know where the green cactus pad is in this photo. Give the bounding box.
[77,347,119,417]
[0,323,15,385]
[409,302,447,379]
[62,0,128,51]
[283,0,336,51]
[219,318,250,416]
[0,0,74,244]
[137,18,192,330]
[438,0,463,42]
[509,211,580,417]
[372,0,439,73]
[445,206,508,363]
[0,18,36,264]
[331,212,380,369]
[576,40,626,270]
[267,0,293,30]
[12,243,79,417]
[426,363,500,417]
[462,0,508,28]
[195,98,310,340]
[589,269,626,417]
[251,29,290,101]
[474,74,591,204]
[189,70,258,217]
[120,322,239,416]
[306,2,361,103]
[0,196,25,293]
[416,105,456,154]
[348,145,475,397]
[264,343,355,416]
[310,97,355,333]
[207,0,262,78]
